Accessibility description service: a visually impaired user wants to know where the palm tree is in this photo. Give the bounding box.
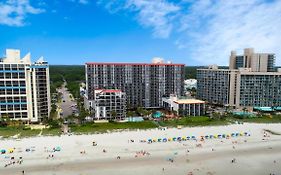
[111,111,117,121]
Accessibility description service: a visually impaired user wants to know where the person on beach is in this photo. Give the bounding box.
[22,170,25,174]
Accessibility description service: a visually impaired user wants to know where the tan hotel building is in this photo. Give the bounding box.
[197,48,281,109]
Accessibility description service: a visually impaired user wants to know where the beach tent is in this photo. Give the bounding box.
[1,149,6,154]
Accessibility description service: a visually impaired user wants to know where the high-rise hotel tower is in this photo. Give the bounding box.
[197,48,281,109]
[85,59,184,111]
[0,49,51,123]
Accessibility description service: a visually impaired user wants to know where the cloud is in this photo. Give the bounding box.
[0,0,44,26]
[79,0,89,5]
[69,0,89,5]
[99,0,281,65]
[98,0,180,38]
[177,0,281,65]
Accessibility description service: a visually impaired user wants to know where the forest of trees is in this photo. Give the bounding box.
[49,65,85,98]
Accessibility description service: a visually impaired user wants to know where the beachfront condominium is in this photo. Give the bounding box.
[0,49,51,123]
[197,48,281,109]
[85,59,185,111]
[229,48,275,72]
[91,89,126,120]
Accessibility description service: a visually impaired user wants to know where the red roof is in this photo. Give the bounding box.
[86,62,185,66]
[95,89,122,93]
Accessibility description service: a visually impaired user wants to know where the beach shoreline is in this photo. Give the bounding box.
[1,123,281,175]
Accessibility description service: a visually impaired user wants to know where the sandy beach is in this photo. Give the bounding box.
[1,123,281,175]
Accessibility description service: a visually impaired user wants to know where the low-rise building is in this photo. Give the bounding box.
[90,89,126,120]
[162,95,205,116]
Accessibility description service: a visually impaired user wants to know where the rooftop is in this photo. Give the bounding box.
[86,62,185,66]
[174,99,205,104]
[95,89,122,93]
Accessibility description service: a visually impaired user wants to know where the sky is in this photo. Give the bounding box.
[0,0,281,65]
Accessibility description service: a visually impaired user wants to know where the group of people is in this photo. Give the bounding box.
[4,156,23,167]
[135,150,150,157]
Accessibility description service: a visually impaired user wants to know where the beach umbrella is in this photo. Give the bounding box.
[163,138,167,142]
[148,139,152,143]
[181,137,186,141]
[222,134,226,138]
[1,149,6,154]
[205,135,209,139]
[173,137,177,141]
[244,132,248,136]
[227,134,230,137]
[8,148,14,153]
[191,136,196,140]
[55,146,61,151]
[177,137,182,141]
[153,139,157,142]
[158,138,162,142]
[231,133,235,137]
[209,135,213,139]
[218,135,222,138]
[240,132,243,136]
[235,133,239,136]
[168,138,172,141]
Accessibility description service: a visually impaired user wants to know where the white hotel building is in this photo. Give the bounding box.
[0,49,51,123]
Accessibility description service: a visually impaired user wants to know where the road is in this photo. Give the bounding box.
[57,81,78,118]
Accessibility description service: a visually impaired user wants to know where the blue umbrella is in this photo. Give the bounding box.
[163,138,167,142]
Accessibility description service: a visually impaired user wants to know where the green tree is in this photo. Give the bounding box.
[111,111,117,120]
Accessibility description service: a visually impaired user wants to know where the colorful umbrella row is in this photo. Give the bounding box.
[145,132,250,143]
